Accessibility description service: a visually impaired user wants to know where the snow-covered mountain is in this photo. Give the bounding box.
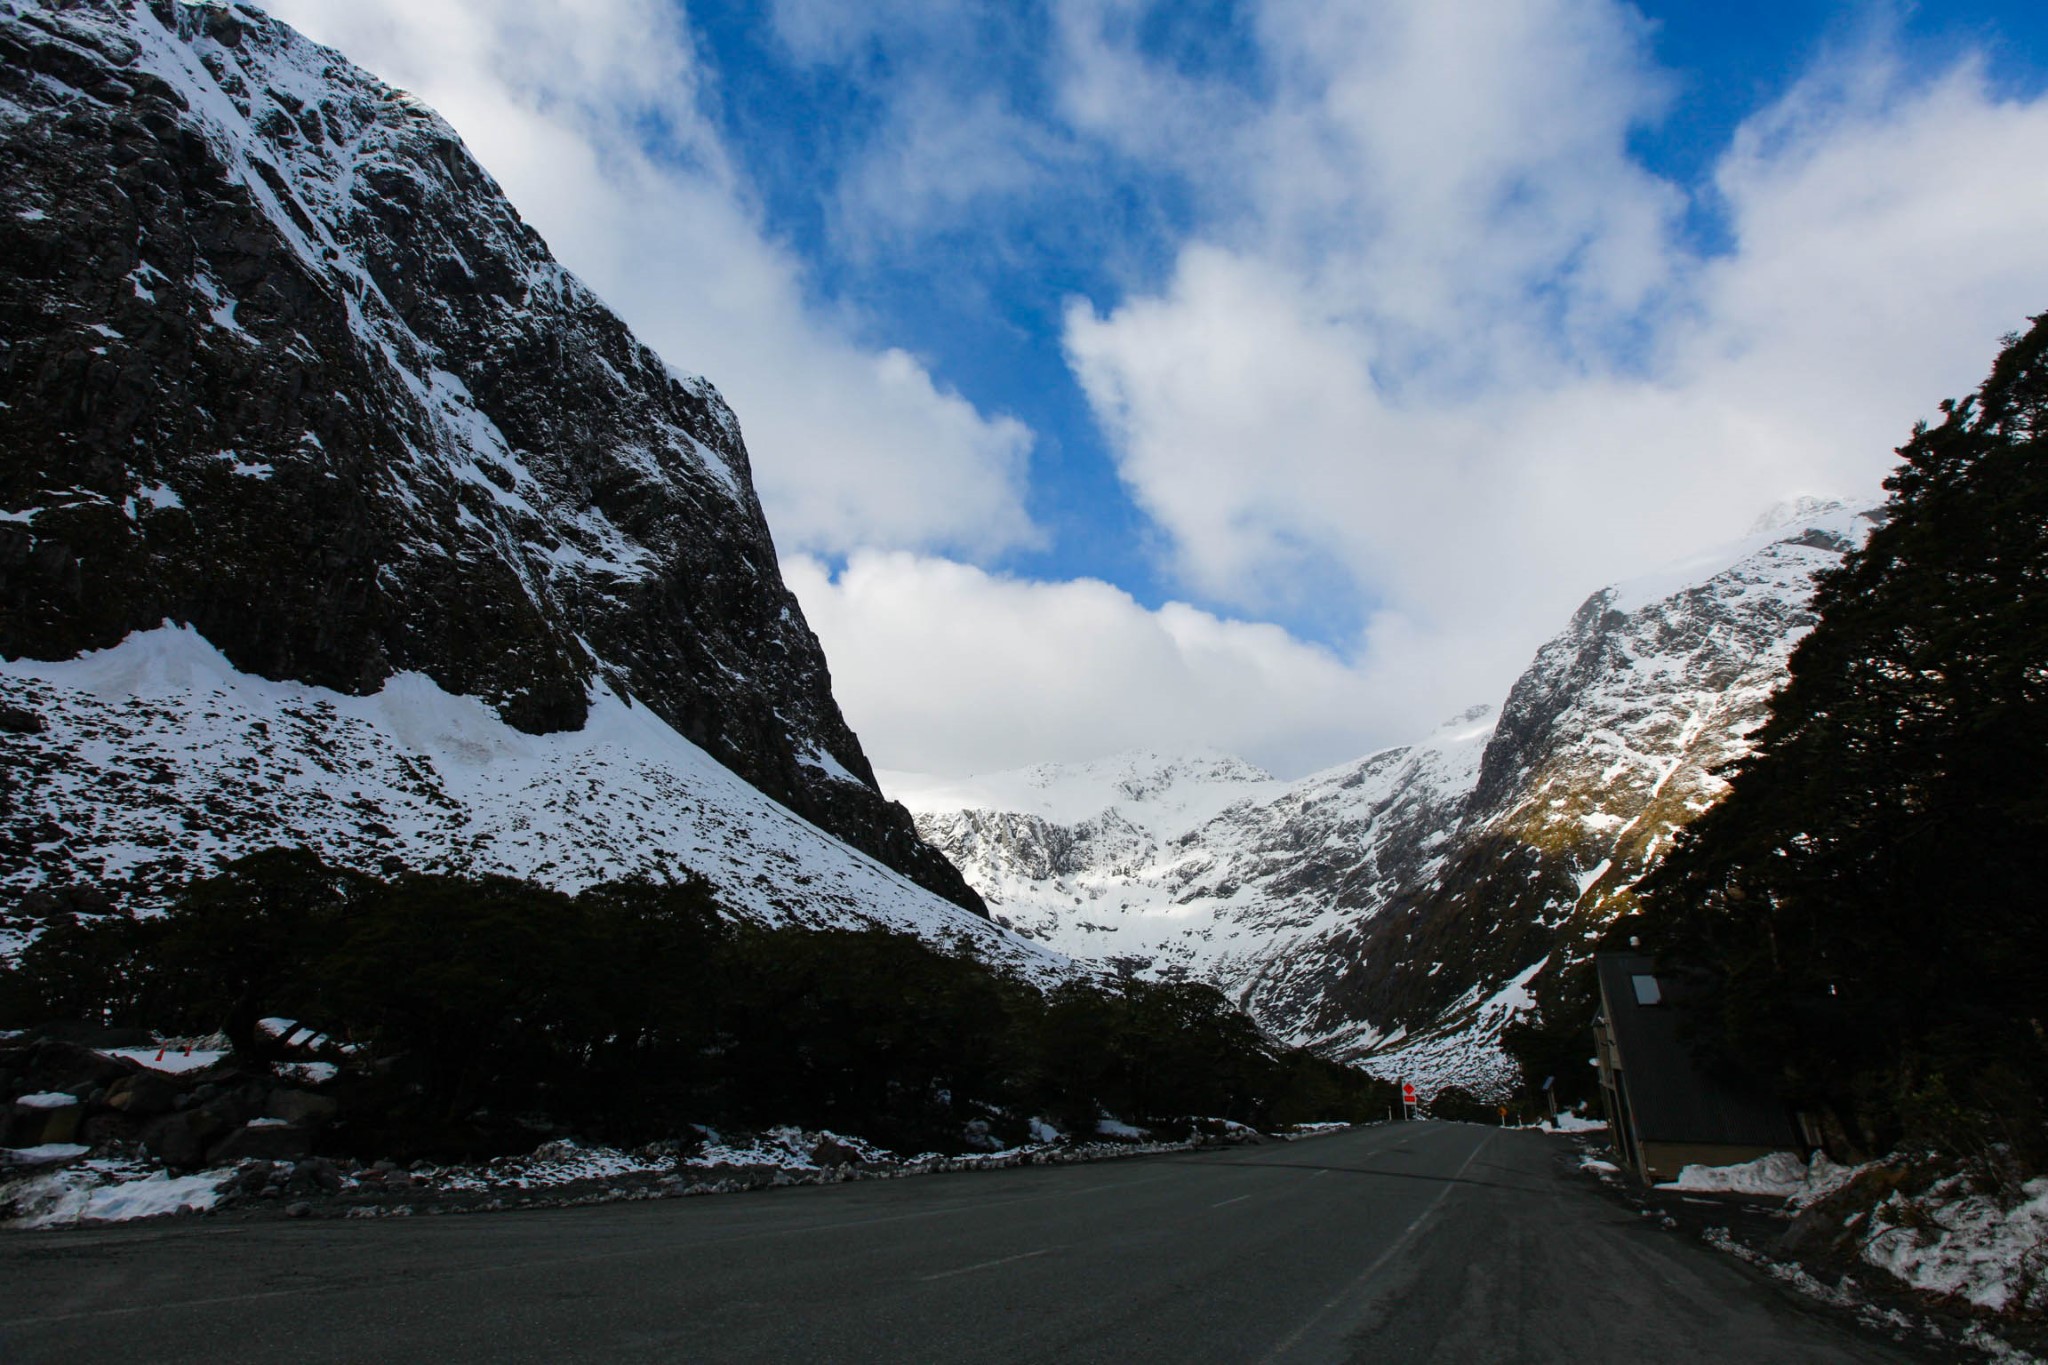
[883,751,1288,957]
[900,501,1882,1092]
[0,0,1022,963]
[888,725,1485,980]
[0,627,1062,976]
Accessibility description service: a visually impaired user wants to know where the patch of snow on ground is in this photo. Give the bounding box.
[1095,1116,1148,1139]
[436,1139,670,1192]
[1280,1122,1352,1138]
[5,1160,230,1229]
[688,1127,894,1171]
[1862,1176,2048,1315]
[1658,1151,1859,1202]
[1,1144,89,1166]
[13,1093,77,1109]
[1538,1112,1609,1133]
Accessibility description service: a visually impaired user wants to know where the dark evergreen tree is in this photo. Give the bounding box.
[0,850,1400,1157]
[1640,315,2048,1157]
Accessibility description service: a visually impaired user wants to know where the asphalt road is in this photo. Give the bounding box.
[0,1121,1927,1363]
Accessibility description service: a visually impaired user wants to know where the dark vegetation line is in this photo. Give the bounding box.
[0,849,1397,1160]
[1508,313,2048,1167]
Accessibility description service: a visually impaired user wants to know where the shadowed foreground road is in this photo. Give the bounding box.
[0,1121,1926,1362]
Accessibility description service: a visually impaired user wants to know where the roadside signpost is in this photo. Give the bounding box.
[1401,1081,1417,1119]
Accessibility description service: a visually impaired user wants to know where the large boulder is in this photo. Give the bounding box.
[208,1121,313,1164]
[104,1071,184,1118]
[265,1089,338,1126]
[5,1096,83,1146]
[142,1108,231,1171]
[19,1039,131,1094]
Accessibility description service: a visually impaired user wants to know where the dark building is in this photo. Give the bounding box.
[1591,952,1802,1183]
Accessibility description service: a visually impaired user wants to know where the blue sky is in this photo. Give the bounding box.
[685,0,2048,640]
[687,0,1196,609]
[273,0,2048,776]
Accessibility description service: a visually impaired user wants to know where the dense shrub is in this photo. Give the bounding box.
[0,851,1397,1156]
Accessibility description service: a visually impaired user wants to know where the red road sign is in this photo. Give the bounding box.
[1402,1082,1417,1103]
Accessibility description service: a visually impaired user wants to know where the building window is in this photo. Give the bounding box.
[1630,974,1662,1006]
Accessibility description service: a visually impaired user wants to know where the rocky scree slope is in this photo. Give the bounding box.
[903,503,1879,1092]
[0,1,984,923]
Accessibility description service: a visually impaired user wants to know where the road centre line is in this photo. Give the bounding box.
[1256,1128,1496,1364]
[918,1247,1058,1281]
[1210,1194,1254,1208]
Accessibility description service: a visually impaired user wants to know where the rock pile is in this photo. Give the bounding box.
[2,1032,333,1170]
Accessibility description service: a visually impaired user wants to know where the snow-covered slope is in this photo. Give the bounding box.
[905,502,1881,1092]
[0,0,981,919]
[0,628,1062,977]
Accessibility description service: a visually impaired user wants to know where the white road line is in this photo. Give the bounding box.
[1257,1128,1496,1364]
[918,1247,1056,1281]
[1310,1169,1330,1179]
[1210,1193,1254,1208]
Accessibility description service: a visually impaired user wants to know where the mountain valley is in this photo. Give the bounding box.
[898,501,1881,1092]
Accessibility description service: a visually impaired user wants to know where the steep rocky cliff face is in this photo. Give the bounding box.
[0,0,980,914]
[902,503,1879,1091]
[1289,502,1880,1086]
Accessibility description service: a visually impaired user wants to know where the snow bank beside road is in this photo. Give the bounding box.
[1538,1112,1608,1134]
[1862,1175,2048,1315]
[1658,1151,1860,1202]
[1660,1149,2048,1328]
[4,1123,1274,1229]
[5,1159,230,1229]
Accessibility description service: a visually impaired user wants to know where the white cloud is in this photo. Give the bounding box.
[259,0,1036,560]
[1059,0,2048,740]
[784,552,1394,777]
[256,0,2048,781]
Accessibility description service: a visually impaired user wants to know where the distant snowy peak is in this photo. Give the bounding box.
[1597,500,1874,617]
[884,749,1283,834]
[1746,494,1851,536]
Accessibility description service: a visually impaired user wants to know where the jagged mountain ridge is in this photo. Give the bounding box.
[0,0,982,918]
[902,502,1880,1092]
[892,726,1487,979]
